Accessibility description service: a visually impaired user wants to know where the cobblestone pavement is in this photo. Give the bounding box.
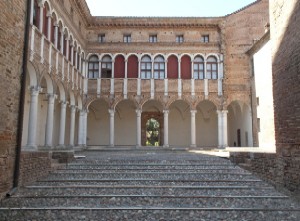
[0,148,299,220]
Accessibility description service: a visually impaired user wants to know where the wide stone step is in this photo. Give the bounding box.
[15,185,279,197]
[34,179,268,187]
[2,195,297,209]
[65,165,239,170]
[0,208,299,221]
[44,172,256,180]
[54,168,247,174]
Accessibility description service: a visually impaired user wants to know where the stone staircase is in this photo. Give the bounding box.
[0,148,299,220]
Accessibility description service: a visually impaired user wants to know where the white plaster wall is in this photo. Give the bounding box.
[196,103,218,147]
[253,40,275,149]
[52,100,60,146]
[87,100,109,145]
[36,95,47,146]
[169,102,190,146]
[115,101,136,145]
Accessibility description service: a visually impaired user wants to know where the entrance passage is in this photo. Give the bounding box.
[146,118,160,146]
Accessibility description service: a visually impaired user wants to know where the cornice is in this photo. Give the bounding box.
[88,17,224,29]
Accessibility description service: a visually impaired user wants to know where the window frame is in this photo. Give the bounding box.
[149,35,157,43]
[201,35,210,43]
[176,35,184,43]
[123,34,131,43]
[193,56,205,80]
[88,55,99,79]
[206,56,218,79]
[153,56,165,79]
[98,34,106,43]
[141,56,152,79]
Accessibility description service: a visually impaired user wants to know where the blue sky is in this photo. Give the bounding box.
[86,0,258,17]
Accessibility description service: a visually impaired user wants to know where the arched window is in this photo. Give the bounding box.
[141,56,152,79]
[193,56,204,79]
[101,55,112,78]
[206,56,218,79]
[88,55,99,79]
[154,56,165,79]
[33,0,40,28]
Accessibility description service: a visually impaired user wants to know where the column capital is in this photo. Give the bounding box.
[190,109,197,114]
[136,109,142,115]
[108,109,115,115]
[70,105,76,112]
[222,110,228,114]
[163,109,169,114]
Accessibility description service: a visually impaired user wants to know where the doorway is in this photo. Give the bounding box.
[141,112,163,146]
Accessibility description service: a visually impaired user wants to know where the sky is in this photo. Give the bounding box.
[86,0,258,17]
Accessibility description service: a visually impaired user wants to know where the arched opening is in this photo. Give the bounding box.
[87,99,109,146]
[206,56,218,79]
[141,55,152,79]
[33,0,40,28]
[127,55,138,78]
[193,56,204,79]
[115,100,136,145]
[167,55,178,79]
[196,100,218,147]
[154,55,165,79]
[146,118,160,146]
[88,55,99,79]
[114,55,125,78]
[181,55,191,79]
[227,101,253,147]
[101,55,112,78]
[141,100,163,146]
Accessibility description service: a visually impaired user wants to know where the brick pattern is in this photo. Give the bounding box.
[18,152,52,186]
[0,0,26,198]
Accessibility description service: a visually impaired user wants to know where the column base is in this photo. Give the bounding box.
[23,145,38,151]
[38,145,52,151]
[163,144,169,148]
[218,145,227,149]
[190,144,197,148]
[52,149,75,163]
[73,145,86,151]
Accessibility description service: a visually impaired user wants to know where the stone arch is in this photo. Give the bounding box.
[166,53,179,60]
[196,100,218,147]
[227,100,253,147]
[153,53,167,60]
[205,53,220,62]
[27,61,38,87]
[141,99,164,146]
[77,94,83,110]
[169,99,191,146]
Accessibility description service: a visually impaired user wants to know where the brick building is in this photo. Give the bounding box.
[3,0,299,198]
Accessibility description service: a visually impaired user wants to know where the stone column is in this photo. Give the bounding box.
[109,109,115,147]
[77,110,84,146]
[38,4,43,31]
[83,110,87,146]
[60,30,64,54]
[217,110,223,148]
[163,110,169,148]
[44,94,56,147]
[30,0,34,24]
[70,43,74,64]
[47,14,51,40]
[222,110,228,148]
[190,110,197,148]
[54,24,58,48]
[69,105,76,147]
[58,101,67,147]
[25,88,40,150]
[66,38,70,60]
[136,109,142,147]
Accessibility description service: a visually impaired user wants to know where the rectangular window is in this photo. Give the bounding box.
[149,35,157,43]
[98,34,105,43]
[123,34,131,43]
[176,35,184,43]
[201,35,209,43]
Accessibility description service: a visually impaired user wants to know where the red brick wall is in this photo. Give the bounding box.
[0,0,26,198]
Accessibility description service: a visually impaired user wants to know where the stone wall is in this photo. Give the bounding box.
[0,0,26,198]
[18,152,53,186]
